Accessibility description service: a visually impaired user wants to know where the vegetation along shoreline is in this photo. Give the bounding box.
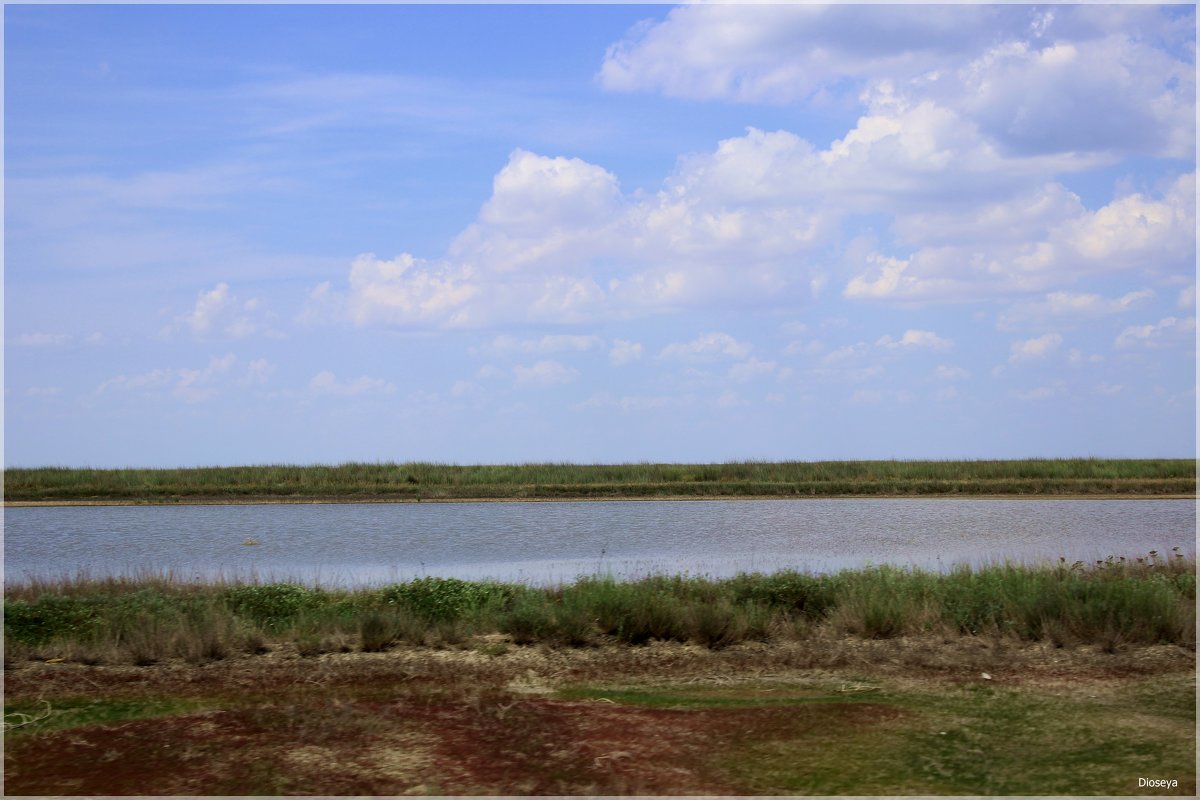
[4,458,1195,504]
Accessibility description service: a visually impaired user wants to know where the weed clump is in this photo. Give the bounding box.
[4,552,1194,665]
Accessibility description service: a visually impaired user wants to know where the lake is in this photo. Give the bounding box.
[3,498,1194,586]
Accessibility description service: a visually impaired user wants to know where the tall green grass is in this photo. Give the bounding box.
[4,458,1194,501]
[4,553,1193,666]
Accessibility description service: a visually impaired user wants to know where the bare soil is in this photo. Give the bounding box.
[4,636,1194,795]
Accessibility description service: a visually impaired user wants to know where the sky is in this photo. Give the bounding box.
[3,2,1197,468]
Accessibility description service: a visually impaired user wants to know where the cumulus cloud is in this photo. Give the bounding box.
[1014,383,1065,401]
[307,7,1194,329]
[308,370,396,397]
[727,357,777,383]
[97,354,238,404]
[1179,285,1196,310]
[1009,333,1064,363]
[600,4,1193,158]
[170,282,277,339]
[238,358,275,387]
[14,333,71,347]
[935,365,970,381]
[658,332,752,362]
[342,253,479,328]
[576,392,672,412]
[481,334,604,357]
[1114,316,1197,349]
[608,339,643,366]
[876,329,953,350]
[512,359,578,387]
[598,3,1009,104]
[845,173,1196,303]
[999,289,1154,328]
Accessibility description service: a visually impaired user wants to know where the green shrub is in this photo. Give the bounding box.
[223,584,324,631]
[4,595,102,645]
[730,571,838,619]
[380,578,508,622]
[686,599,740,649]
[500,592,556,645]
[359,611,393,652]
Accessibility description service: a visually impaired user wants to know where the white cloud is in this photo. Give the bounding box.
[659,332,752,362]
[784,339,825,357]
[576,392,672,412]
[598,4,1007,104]
[450,380,481,398]
[935,365,970,381]
[876,329,953,350]
[238,359,275,387]
[999,289,1154,328]
[171,282,277,340]
[845,174,1196,303]
[600,5,1193,158]
[96,369,176,395]
[1060,174,1196,267]
[728,357,777,383]
[715,390,743,409]
[343,253,479,328]
[935,386,960,402]
[175,354,236,403]
[307,8,1194,329]
[1014,384,1065,401]
[476,365,504,380]
[1114,316,1197,349]
[1067,348,1104,366]
[1096,383,1124,396]
[1009,333,1063,363]
[475,149,621,235]
[850,389,883,405]
[823,342,869,364]
[308,370,396,397]
[97,354,238,404]
[482,334,604,357]
[608,339,643,366]
[1179,285,1196,310]
[14,333,71,347]
[512,359,578,387]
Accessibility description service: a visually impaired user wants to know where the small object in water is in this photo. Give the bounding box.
[243,538,260,546]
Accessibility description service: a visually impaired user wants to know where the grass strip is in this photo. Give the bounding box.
[5,458,1195,503]
[5,553,1193,667]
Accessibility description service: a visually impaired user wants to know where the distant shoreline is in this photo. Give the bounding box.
[6,492,1196,507]
[5,459,1194,505]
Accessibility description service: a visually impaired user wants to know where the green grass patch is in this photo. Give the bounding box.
[5,555,1194,665]
[6,458,1194,501]
[3,696,212,737]
[572,675,1195,795]
[557,684,868,709]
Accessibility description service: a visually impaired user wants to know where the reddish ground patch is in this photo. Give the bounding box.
[4,640,1192,795]
[4,692,906,795]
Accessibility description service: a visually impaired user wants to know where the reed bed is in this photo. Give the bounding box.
[4,458,1195,502]
[4,552,1193,667]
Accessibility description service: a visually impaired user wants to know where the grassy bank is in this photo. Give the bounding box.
[4,458,1196,503]
[5,552,1193,667]
[4,608,1195,794]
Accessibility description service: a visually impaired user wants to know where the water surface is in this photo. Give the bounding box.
[3,498,1194,586]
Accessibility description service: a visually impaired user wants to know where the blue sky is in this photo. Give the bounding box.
[4,2,1196,467]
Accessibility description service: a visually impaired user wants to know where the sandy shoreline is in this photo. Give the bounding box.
[6,492,1195,507]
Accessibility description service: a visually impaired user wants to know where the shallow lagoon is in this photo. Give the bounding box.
[4,498,1194,586]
